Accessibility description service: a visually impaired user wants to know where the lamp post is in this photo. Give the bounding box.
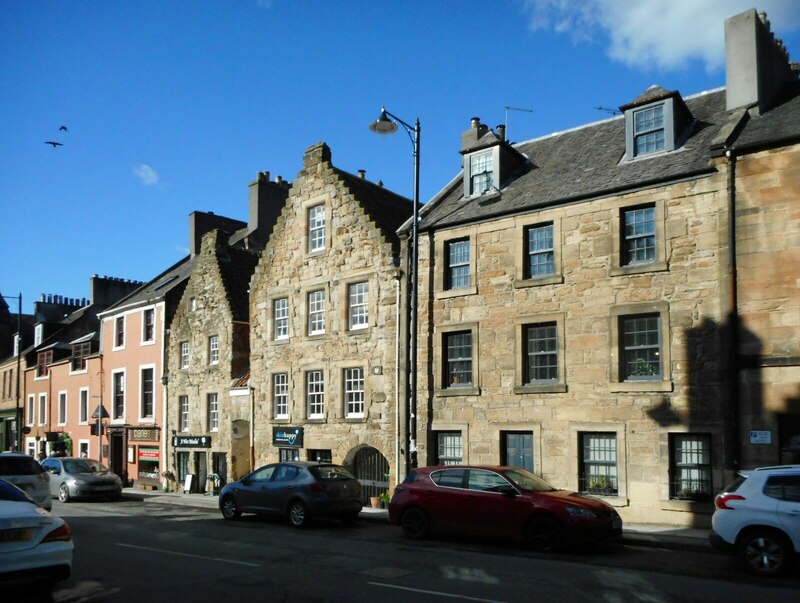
[369,107,420,472]
[1,293,22,451]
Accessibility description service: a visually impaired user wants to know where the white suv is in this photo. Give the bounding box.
[0,453,52,511]
[710,465,800,576]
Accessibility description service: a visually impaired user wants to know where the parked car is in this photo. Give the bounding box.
[40,457,123,502]
[388,465,622,550]
[0,453,51,510]
[0,478,73,595]
[709,465,800,577]
[219,461,363,527]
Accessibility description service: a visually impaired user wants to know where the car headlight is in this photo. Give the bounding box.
[68,479,88,487]
[565,506,597,519]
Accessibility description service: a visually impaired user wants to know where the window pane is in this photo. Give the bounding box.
[437,432,462,465]
[348,282,369,330]
[274,298,289,339]
[622,315,661,380]
[525,323,557,382]
[527,224,555,277]
[470,152,493,194]
[446,331,472,386]
[308,291,325,334]
[580,433,618,495]
[273,373,288,417]
[344,368,364,417]
[447,240,471,289]
[624,206,656,264]
[307,370,324,417]
[671,434,712,499]
[308,205,326,251]
[208,393,218,431]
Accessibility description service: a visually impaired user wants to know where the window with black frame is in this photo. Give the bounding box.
[579,432,618,495]
[669,433,712,501]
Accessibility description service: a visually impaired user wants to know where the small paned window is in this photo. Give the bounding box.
[208,393,219,431]
[308,205,326,252]
[79,390,88,423]
[669,434,712,501]
[469,151,493,195]
[623,206,656,265]
[141,368,154,418]
[437,432,463,465]
[344,368,365,417]
[306,370,324,418]
[348,282,369,330]
[143,309,155,342]
[36,350,53,377]
[524,322,558,383]
[180,342,189,369]
[273,373,288,418]
[27,395,34,425]
[579,432,618,495]
[113,372,125,419]
[445,331,472,387]
[274,298,289,339]
[38,394,47,425]
[308,290,325,335]
[621,314,661,380]
[209,335,219,365]
[525,223,555,278]
[115,317,125,348]
[446,239,471,289]
[72,341,91,371]
[179,395,189,431]
[633,105,665,156]
[58,392,67,425]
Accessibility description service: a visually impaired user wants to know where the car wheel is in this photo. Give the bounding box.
[58,484,71,503]
[220,495,241,520]
[526,516,563,551]
[400,507,430,540]
[738,529,792,577]
[288,500,308,528]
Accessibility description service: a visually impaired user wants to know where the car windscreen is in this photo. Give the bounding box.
[0,457,44,476]
[503,468,557,492]
[310,465,355,480]
[64,460,107,474]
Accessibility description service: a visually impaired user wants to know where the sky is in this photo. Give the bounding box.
[2,0,800,313]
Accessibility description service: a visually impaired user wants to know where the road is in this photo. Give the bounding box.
[48,498,798,603]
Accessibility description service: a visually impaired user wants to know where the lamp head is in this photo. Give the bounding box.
[369,108,398,135]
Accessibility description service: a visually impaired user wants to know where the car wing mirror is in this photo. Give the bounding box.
[498,485,518,497]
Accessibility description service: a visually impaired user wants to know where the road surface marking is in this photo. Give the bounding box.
[116,543,260,567]
[368,582,508,602]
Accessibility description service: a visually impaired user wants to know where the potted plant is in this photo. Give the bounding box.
[160,470,175,492]
[378,490,391,508]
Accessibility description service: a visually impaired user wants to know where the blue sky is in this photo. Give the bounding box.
[2,0,799,312]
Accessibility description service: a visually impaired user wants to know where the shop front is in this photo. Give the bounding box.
[127,427,161,489]
[172,434,212,494]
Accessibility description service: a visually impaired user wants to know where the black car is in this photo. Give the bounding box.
[219,461,363,527]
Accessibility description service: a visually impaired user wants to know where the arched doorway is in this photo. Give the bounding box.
[352,446,389,504]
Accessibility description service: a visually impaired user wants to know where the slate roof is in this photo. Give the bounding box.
[102,255,197,313]
[420,88,731,231]
[335,168,416,250]
[217,245,260,322]
[732,80,800,150]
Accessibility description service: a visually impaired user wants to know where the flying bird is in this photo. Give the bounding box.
[45,141,63,148]
[59,126,68,132]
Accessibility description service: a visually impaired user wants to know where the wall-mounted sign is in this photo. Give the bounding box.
[273,427,303,448]
[139,447,160,460]
[129,428,159,442]
[749,430,772,445]
[172,435,212,448]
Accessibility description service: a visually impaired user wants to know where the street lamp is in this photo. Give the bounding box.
[1,293,23,451]
[369,107,420,472]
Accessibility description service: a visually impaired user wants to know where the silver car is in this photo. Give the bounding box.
[0,453,51,511]
[41,458,123,502]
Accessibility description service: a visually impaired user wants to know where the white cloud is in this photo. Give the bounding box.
[520,0,800,72]
[133,164,159,186]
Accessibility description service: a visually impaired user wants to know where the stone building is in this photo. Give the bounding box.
[408,8,800,527]
[249,142,413,499]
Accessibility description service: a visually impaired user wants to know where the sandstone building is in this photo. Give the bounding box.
[249,142,413,498]
[407,9,800,526]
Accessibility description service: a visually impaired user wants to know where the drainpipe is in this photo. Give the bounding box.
[726,147,740,471]
[394,266,401,486]
[249,383,255,474]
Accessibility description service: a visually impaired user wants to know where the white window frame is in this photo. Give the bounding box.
[140,364,156,421]
[209,335,219,365]
[111,369,126,422]
[348,282,369,331]
[38,393,47,426]
[308,290,325,335]
[78,439,90,458]
[57,390,67,426]
[437,431,463,465]
[274,298,289,340]
[180,341,189,369]
[26,394,34,426]
[306,370,324,419]
[208,393,219,432]
[113,316,125,350]
[344,368,365,418]
[273,373,289,419]
[179,395,189,432]
[141,308,156,344]
[469,151,494,195]
[79,387,89,424]
[308,204,326,252]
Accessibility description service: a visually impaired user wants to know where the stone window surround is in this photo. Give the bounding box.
[609,197,668,276]
[306,289,326,336]
[430,422,470,463]
[139,363,156,423]
[180,341,190,369]
[345,279,371,332]
[434,322,480,397]
[434,226,478,299]
[207,392,219,432]
[343,366,366,419]
[57,390,67,426]
[491,422,543,473]
[141,307,156,346]
[303,198,331,256]
[569,421,628,506]
[514,312,568,394]
[305,368,326,421]
[514,217,564,288]
[208,334,220,365]
[272,370,291,421]
[179,395,189,432]
[608,301,673,393]
[658,427,720,513]
[272,296,290,341]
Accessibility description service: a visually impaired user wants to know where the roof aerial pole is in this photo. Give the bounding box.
[504,105,533,139]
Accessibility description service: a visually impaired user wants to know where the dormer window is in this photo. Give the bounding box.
[621,86,693,161]
[469,151,494,195]
[633,105,665,156]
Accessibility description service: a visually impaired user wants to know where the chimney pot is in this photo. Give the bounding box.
[471,117,481,128]
[275,175,282,183]
[358,169,366,179]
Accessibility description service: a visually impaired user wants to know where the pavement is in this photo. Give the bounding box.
[122,486,712,552]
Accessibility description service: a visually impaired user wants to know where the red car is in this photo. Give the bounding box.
[388,465,622,550]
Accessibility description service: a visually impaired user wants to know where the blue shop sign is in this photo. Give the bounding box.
[273,427,303,448]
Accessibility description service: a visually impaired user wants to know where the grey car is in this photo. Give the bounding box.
[0,453,51,511]
[219,461,363,527]
[41,458,123,502]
